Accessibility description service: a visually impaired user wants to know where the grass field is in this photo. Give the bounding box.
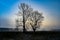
[0,31,60,40]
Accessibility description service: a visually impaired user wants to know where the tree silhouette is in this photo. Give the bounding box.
[30,11,44,32]
[16,3,44,32]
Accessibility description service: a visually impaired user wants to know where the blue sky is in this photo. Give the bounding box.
[0,0,60,31]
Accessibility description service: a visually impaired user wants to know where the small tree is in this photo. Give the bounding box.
[30,11,44,32]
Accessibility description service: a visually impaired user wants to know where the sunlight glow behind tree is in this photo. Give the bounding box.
[16,3,44,32]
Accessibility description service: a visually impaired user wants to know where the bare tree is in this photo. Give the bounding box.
[16,3,44,32]
[30,11,44,32]
[16,3,33,32]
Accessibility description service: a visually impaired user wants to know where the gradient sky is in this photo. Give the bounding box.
[0,0,60,31]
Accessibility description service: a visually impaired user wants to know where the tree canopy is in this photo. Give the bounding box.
[16,3,44,32]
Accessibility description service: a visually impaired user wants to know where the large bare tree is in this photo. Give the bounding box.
[16,3,33,32]
[16,3,44,32]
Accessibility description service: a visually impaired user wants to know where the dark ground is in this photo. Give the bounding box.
[0,31,60,40]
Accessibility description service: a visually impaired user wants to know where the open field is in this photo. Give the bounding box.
[0,31,60,40]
